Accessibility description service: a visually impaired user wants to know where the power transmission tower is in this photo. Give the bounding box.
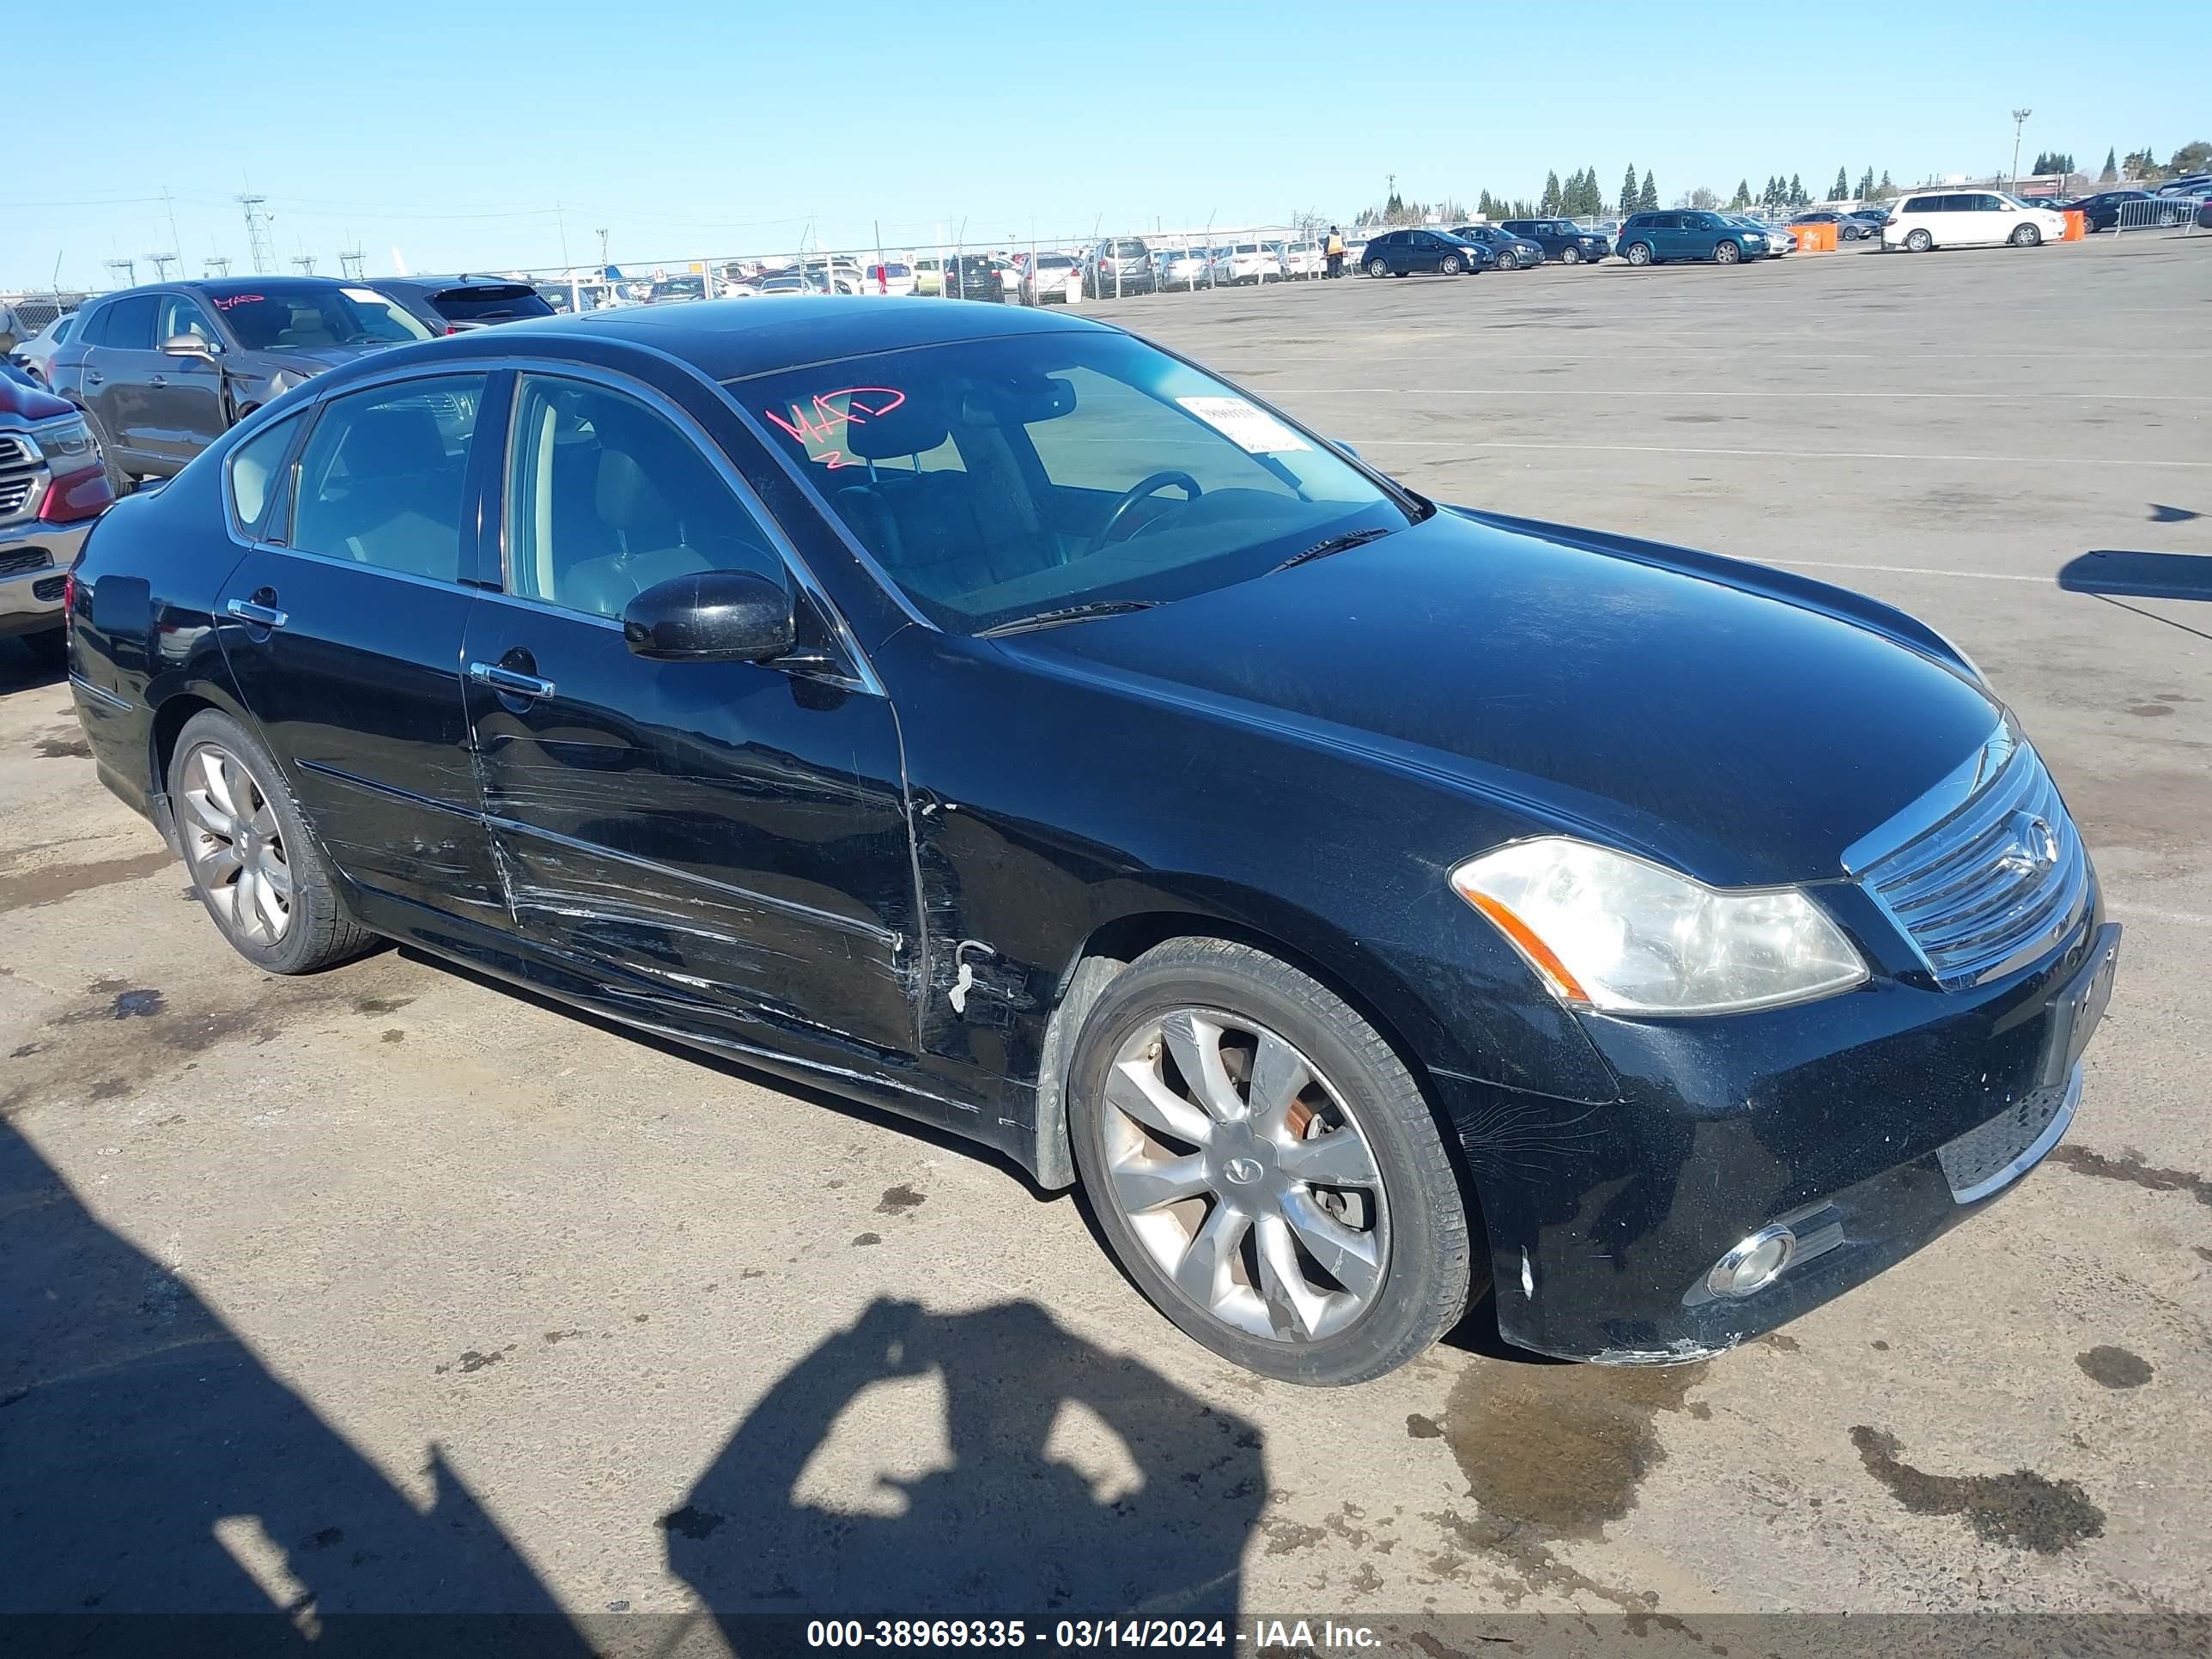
[337,247,366,280]
[290,253,317,276]
[104,258,137,289]
[204,256,234,278]
[147,252,179,281]
[237,193,276,274]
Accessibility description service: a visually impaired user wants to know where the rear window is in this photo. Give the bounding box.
[428,284,556,323]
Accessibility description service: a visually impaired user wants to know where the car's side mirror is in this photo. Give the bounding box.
[1336,441,1362,459]
[161,333,217,358]
[621,569,796,664]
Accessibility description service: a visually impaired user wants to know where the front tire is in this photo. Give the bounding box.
[169,710,379,975]
[2010,223,2041,246]
[1559,246,1581,264]
[1625,240,1654,266]
[1715,239,1741,264]
[21,628,68,672]
[1441,254,1463,276]
[1068,938,1474,1386]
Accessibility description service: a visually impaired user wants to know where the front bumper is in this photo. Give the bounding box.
[1434,906,2119,1363]
[0,512,89,638]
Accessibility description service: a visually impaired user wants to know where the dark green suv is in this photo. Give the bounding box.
[1613,211,1771,267]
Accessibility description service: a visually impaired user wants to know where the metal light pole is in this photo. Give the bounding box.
[2010,108,2033,191]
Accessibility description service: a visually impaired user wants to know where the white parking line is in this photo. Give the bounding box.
[1285,387,2212,402]
[1356,439,2212,468]
[1755,558,2051,584]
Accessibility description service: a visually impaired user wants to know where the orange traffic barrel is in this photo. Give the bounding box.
[2063,209,2086,241]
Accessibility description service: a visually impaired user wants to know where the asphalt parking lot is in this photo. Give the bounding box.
[3,234,2209,1651]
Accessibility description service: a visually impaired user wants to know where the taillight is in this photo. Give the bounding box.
[445,325,462,335]
[63,571,76,616]
[40,467,115,525]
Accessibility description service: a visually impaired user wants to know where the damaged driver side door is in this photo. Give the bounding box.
[462,369,921,1069]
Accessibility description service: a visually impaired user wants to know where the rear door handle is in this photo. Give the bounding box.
[225,598,287,628]
[86,370,104,386]
[468,661,556,700]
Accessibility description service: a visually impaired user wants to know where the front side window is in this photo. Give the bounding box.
[505,376,781,621]
[156,293,221,346]
[742,331,1420,633]
[289,374,486,581]
[205,283,432,350]
[228,410,304,537]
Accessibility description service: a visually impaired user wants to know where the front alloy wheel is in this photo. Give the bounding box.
[2010,223,2041,246]
[1070,938,1474,1385]
[1441,254,1463,275]
[1715,240,1741,264]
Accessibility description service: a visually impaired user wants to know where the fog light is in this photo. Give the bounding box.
[1706,1225,1796,1299]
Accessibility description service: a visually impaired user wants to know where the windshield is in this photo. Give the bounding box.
[741,331,1419,634]
[207,283,432,349]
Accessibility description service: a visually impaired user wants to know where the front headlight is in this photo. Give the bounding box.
[33,416,97,470]
[1449,837,1868,1016]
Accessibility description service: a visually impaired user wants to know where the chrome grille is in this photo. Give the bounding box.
[1856,743,2087,988]
[0,434,35,468]
[0,475,34,518]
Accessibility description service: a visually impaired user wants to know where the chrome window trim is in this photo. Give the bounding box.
[472,351,889,698]
[240,540,482,599]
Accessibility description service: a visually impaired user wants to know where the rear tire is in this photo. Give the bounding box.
[1367,258,1389,278]
[168,709,380,975]
[1067,937,1474,1386]
[1905,228,1933,253]
[1625,240,1654,266]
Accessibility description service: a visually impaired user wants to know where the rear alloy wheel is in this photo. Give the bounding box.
[1367,258,1389,278]
[2010,223,2041,246]
[1069,938,1474,1385]
[1905,228,1933,252]
[1441,254,1463,275]
[171,710,378,975]
[1625,240,1654,266]
[1715,239,1741,264]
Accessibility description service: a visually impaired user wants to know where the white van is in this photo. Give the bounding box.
[1883,191,2068,252]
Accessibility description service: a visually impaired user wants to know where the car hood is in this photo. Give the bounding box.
[1014,510,2000,887]
[0,374,73,423]
[246,342,408,376]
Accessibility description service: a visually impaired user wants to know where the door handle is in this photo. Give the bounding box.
[86,370,104,386]
[468,661,556,700]
[150,374,168,387]
[225,598,287,628]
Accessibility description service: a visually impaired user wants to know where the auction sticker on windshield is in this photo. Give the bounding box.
[1174,396,1312,454]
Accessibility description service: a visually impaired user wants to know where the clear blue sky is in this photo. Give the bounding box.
[9,0,2202,289]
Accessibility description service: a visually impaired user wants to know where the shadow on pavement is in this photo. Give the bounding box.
[663,1297,1264,1648]
[0,1117,592,1657]
[2058,549,2212,601]
[0,637,67,698]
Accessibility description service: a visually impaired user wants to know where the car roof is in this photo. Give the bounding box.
[412,295,1116,382]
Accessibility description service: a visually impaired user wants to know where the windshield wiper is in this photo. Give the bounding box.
[975,599,1160,638]
[1270,526,1394,573]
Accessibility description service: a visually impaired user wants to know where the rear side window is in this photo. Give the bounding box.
[1901,198,1932,213]
[228,411,304,538]
[90,295,159,349]
[289,375,487,582]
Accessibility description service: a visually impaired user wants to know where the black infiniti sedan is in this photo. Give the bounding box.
[64,300,2118,1384]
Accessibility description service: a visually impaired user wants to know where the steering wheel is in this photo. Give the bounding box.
[1085,471,1203,556]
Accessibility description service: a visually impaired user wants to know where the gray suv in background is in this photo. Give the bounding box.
[47,277,430,489]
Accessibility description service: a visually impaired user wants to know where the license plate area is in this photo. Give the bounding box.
[2039,923,2121,1088]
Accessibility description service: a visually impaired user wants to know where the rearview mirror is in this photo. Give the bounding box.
[622,569,795,664]
[161,333,217,357]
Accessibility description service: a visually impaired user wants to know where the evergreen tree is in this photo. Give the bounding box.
[2100,146,2118,182]
[1832,167,1850,200]
[1730,179,1751,210]
[1857,167,1875,200]
[1789,173,1805,205]
[1620,163,1640,216]
[1638,170,1657,210]
[1878,168,1893,195]
[1540,171,1562,214]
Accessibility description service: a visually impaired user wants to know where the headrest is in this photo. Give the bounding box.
[596,448,667,525]
[842,392,951,460]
